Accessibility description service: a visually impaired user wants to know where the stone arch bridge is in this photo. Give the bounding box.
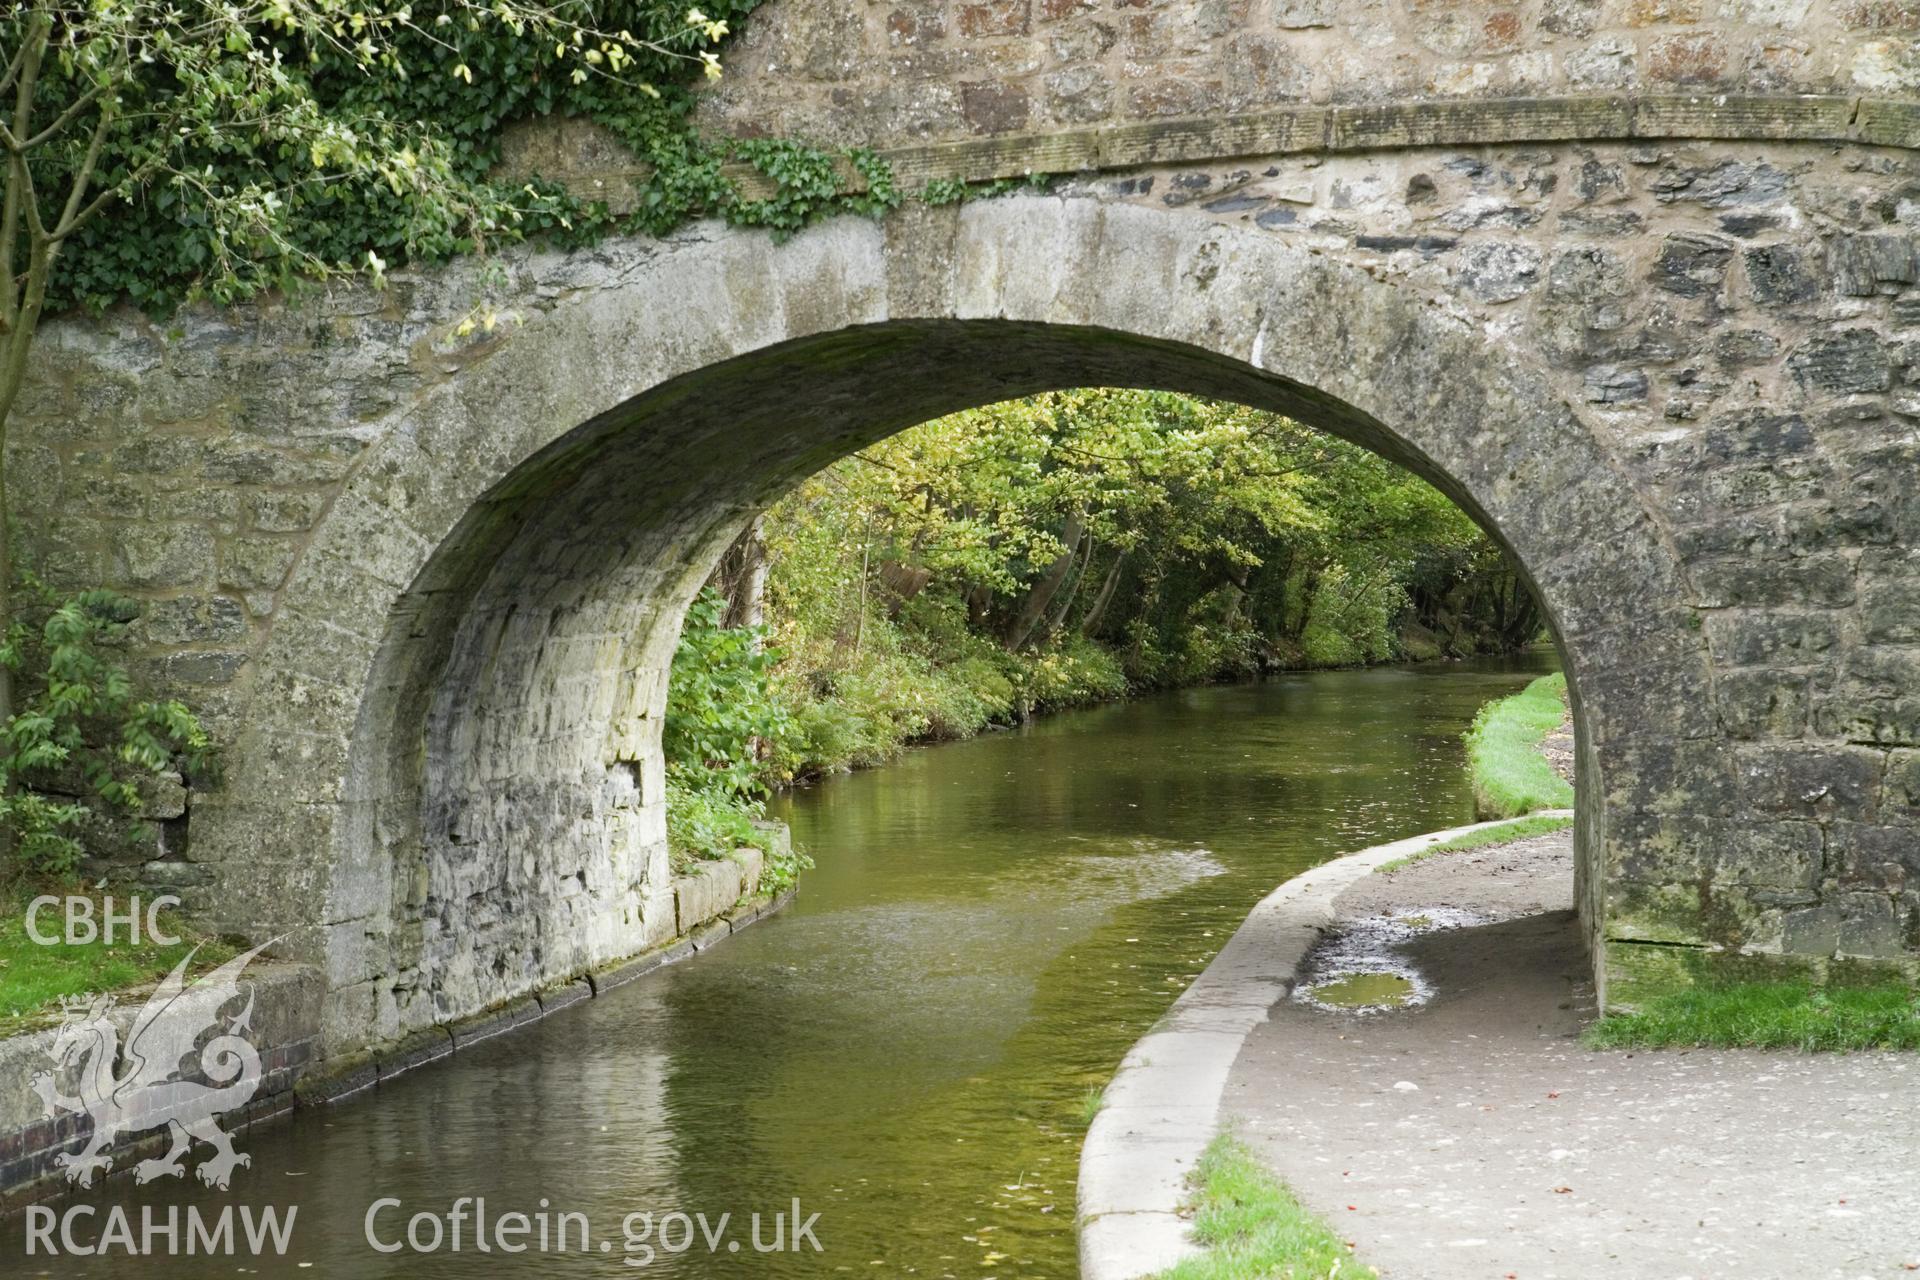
[15,0,1920,1057]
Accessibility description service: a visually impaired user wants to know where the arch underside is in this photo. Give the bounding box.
[194,199,1816,1049]
[356,319,1624,1039]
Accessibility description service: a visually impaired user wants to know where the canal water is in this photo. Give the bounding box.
[14,654,1557,1277]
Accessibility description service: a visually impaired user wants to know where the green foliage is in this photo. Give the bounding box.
[762,389,1516,764]
[1156,1132,1374,1280]
[1376,814,1575,873]
[660,777,813,890]
[662,773,765,861]
[1016,633,1128,712]
[764,628,1018,778]
[1463,672,1576,820]
[919,172,1055,206]
[0,579,214,876]
[9,0,908,320]
[919,177,972,206]
[704,389,1542,785]
[664,588,791,797]
[662,391,1547,883]
[755,836,810,895]
[724,140,901,239]
[844,149,905,220]
[1586,980,1920,1052]
[1298,563,1396,668]
[661,587,813,893]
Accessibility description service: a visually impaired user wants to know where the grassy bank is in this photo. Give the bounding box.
[1464,672,1575,819]
[0,883,238,1031]
[1377,812,1576,873]
[1157,1133,1373,1280]
[1587,980,1920,1051]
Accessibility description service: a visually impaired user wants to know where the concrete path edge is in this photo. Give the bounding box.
[1075,811,1576,1280]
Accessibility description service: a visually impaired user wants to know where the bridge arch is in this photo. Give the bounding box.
[194,197,1720,1048]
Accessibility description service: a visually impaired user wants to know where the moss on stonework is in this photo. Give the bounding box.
[1608,873,1784,950]
[1601,938,1920,1014]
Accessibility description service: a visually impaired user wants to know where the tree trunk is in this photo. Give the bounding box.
[711,516,768,632]
[1286,564,1323,641]
[1041,529,1093,640]
[0,399,11,751]
[0,15,119,866]
[877,560,933,618]
[1218,562,1251,631]
[1002,509,1085,653]
[1079,551,1127,637]
[0,277,33,867]
[0,216,50,870]
[1126,572,1162,669]
[966,582,994,630]
[1502,574,1543,650]
[852,533,870,657]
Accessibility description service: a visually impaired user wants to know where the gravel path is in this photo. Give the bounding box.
[1222,831,1920,1280]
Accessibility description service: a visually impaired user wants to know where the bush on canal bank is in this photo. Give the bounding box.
[0,579,233,1025]
[661,589,812,885]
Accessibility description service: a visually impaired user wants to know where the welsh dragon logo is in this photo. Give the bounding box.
[30,940,273,1191]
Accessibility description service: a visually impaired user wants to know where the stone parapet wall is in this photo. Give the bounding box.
[693,0,1920,151]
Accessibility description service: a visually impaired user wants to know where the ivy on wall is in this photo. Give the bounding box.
[46,0,907,317]
[920,174,1056,206]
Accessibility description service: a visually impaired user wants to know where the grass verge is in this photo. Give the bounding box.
[1376,813,1575,874]
[1586,980,1920,1051]
[1465,672,1576,819]
[0,882,239,1032]
[1157,1132,1374,1280]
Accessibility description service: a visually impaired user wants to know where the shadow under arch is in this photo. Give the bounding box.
[204,200,1712,1050]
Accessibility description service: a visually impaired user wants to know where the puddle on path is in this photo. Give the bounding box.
[1293,906,1489,1013]
[1303,971,1415,1008]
